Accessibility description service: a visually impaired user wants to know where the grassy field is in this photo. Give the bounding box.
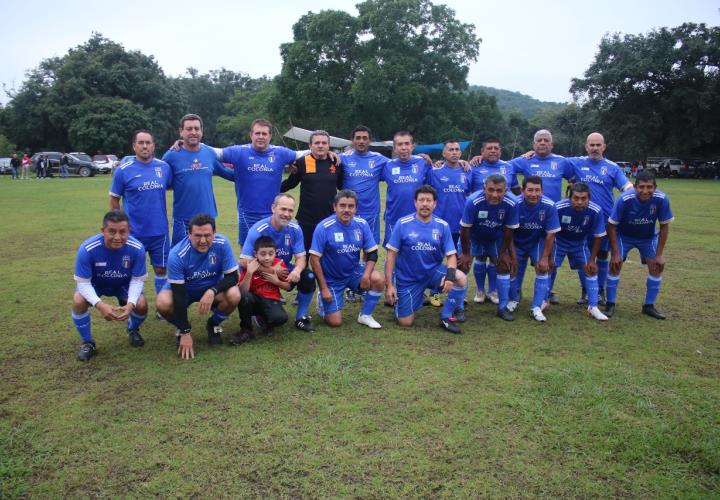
[1,175,718,497]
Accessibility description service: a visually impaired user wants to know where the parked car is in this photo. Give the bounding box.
[31,152,100,177]
[645,157,688,178]
[92,154,117,174]
[0,157,12,174]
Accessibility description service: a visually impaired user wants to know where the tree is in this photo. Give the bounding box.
[216,79,276,144]
[0,133,16,156]
[571,23,720,159]
[270,0,482,142]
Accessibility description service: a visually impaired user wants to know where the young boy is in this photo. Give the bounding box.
[231,236,290,344]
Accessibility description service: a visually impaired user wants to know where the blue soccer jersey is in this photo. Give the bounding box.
[240,216,306,267]
[167,233,238,293]
[162,144,233,221]
[514,195,561,248]
[470,160,519,193]
[386,214,456,287]
[382,156,430,227]
[340,150,387,217]
[74,234,147,291]
[221,144,297,216]
[460,192,520,246]
[561,157,630,217]
[310,215,377,284]
[427,164,472,234]
[609,189,673,239]
[555,200,606,247]
[109,158,172,237]
[510,154,571,202]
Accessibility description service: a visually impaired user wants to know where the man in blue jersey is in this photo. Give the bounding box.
[340,126,388,244]
[552,182,609,321]
[385,185,468,334]
[110,130,172,296]
[511,130,571,204]
[605,171,673,319]
[162,114,234,246]
[560,132,633,305]
[382,131,432,246]
[459,174,519,321]
[507,176,560,322]
[72,210,148,361]
[310,190,385,329]
[156,214,241,360]
[468,138,520,305]
[237,193,317,336]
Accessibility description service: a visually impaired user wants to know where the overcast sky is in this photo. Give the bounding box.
[1,0,717,106]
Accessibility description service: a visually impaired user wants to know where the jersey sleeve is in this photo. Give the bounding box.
[164,161,173,188]
[74,245,93,281]
[659,196,674,224]
[361,221,378,252]
[593,211,607,237]
[167,253,186,284]
[608,196,624,225]
[280,158,303,192]
[212,157,235,181]
[460,198,475,227]
[309,224,326,257]
[221,240,239,274]
[292,225,306,256]
[240,228,258,260]
[109,168,124,198]
[385,220,403,252]
[280,147,300,165]
[131,245,148,278]
[613,166,630,191]
[559,158,575,182]
[505,201,520,229]
[222,145,241,165]
[545,205,561,233]
[442,224,456,255]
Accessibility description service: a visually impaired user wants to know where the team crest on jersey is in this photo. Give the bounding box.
[369,160,375,168]
[600,167,608,175]
[583,216,590,226]
[412,165,418,174]
[155,167,163,178]
[354,229,362,242]
[269,154,275,163]
[498,209,506,219]
[500,167,506,174]
[550,162,558,171]
[285,234,291,247]
[460,173,466,183]
[432,229,441,241]
[478,210,488,219]
[122,255,131,269]
[191,159,202,170]
[329,165,337,174]
[649,205,656,215]
[539,210,545,222]
[209,253,217,265]
[392,167,400,175]
[334,233,344,242]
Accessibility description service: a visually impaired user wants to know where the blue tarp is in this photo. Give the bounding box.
[412,141,472,154]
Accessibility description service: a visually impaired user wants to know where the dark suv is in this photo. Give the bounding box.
[31,152,99,177]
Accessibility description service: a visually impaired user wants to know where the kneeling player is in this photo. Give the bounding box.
[310,190,384,329]
[72,210,148,361]
[605,171,673,319]
[234,236,290,342]
[156,214,241,360]
[552,183,608,321]
[385,185,468,334]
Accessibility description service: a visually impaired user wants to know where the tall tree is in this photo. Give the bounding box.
[571,23,720,159]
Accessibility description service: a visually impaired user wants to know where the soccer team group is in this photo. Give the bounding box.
[72,115,674,361]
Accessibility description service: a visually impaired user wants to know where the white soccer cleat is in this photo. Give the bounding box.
[530,307,547,322]
[541,300,549,311]
[506,300,519,312]
[473,290,486,303]
[587,306,609,321]
[488,291,499,305]
[357,313,382,329]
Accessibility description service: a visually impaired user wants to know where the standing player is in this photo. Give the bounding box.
[510,130,571,203]
[310,190,384,329]
[110,130,172,296]
[156,214,241,359]
[340,126,388,245]
[162,114,234,246]
[459,174,519,321]
[72,210,148,361]
[560,132,632,304]
[468,137,520,304]
[385,185,468,334]
[507,176,560,322]
[381,131,432,246]
[605,171,673,319]
[239,194,317,334]
[552,183,608,321]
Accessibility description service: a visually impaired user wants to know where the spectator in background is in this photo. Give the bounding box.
[21,154,31,179]
[10,154,20,180]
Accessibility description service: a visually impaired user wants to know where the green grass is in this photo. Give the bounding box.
[1,175,719,497]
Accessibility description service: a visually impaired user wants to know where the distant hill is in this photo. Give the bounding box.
[470,85,566,118]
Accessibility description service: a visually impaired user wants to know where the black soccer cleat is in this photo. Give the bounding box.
[128,329,145,347]
[604,302,616,318]
[206,319,224,346]
[229,329,255,346]
[548,291,559,305]
[642,304,666,320]
[496,306,515,321]
[439,317,461,334]
[78,342,96,361]
[598,290,607,307]
[295,316,316,332]
[576,291,588,305]
[452,307,466,323]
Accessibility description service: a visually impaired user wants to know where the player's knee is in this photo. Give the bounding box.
[222,286,242,307]
[72,292,90,312]
[135,295,149,315]
[455,270,468,288]
[397,315,414,327]
[153,266,167,277]
[268,307,288,327]
[371,271,385,290]
[297,269,316,293]
[155,290,174,314]
[324,312,343,327]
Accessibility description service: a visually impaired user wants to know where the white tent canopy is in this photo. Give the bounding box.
[283,126,393,149]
